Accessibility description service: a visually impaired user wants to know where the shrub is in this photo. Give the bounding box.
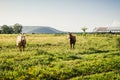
[116,37,120,50]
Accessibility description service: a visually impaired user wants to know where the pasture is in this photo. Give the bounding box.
[0,34,120,80]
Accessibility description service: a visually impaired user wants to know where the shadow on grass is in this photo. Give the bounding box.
[79,47,110,54]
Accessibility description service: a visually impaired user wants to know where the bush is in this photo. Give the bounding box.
[116,37,120,50]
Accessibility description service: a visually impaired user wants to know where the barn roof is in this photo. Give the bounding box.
[108,27,120,31]
[93,27,108,32]
[93,27,120,32]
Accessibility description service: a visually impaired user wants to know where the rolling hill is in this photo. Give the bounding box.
[22,26,64,34]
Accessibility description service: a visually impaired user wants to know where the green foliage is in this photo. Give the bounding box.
[1,25,14,34]
[81,27,87,32]
[0,23,22,34]
[0,34,120,80]
[81,27,87,35]
[116,37,120,50]
[81,27,88,36]
[13,23,22,34]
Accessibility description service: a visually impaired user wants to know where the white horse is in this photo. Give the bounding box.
[16,33,26,51]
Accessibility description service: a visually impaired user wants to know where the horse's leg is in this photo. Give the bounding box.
[70,43,72,49]
[21,46,23,51]
[73,43,75,49]
[22,40,26,51]
[21,45,25,51]
[19,46,22,52]
[18,43,22,51]
[23,46,24,51]
[23,45,25,51]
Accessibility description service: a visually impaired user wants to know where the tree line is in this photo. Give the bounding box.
[0,23,23,34]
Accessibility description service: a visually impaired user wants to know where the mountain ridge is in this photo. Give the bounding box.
[22,26,64,33]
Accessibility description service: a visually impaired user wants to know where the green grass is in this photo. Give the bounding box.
[0,34,120,80]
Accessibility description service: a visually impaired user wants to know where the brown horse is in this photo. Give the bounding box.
[68,32,76,49]
[16,33,26,51]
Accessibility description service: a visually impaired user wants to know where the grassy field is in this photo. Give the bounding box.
[0,34,120,80]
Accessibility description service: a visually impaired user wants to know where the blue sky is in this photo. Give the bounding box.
[0,0,120,32]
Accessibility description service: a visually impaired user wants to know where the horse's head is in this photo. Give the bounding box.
[68,32,72,36]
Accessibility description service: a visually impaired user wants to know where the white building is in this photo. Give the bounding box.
[93,27,120,33]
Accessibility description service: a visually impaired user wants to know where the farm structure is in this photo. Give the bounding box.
[93,27,120,33]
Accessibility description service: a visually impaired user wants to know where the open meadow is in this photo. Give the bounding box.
[0,34,120,80]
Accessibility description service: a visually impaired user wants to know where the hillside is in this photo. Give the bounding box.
[22,26,64,33]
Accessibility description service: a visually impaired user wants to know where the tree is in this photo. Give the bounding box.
[13,23,22,34]
[1,25,9,34]
[81,27,87,33]
[8,27,14,34]
[1,25,9,33]
[81,27,88,36]
[0,30,1,34]
[1,25,14,34]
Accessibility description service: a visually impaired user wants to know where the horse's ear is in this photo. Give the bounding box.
[68,32,71,35]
